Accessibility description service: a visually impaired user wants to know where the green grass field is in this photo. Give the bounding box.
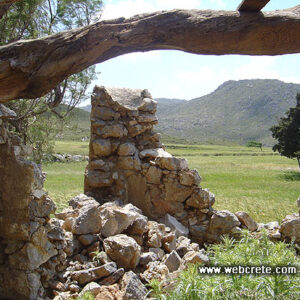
[44,141,300,223]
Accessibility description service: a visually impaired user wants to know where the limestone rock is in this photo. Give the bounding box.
[164,214,189,237]
[138,97,157,112]
[139,252,159,266]
[85,170,113,188]
[9,227,57,270]
[118,143,137,156]
[103,234,141,269]
[98,123,128,138]
[182,250,209,265]
[149,247,165,260]
[95,284,123,300]
[100,203,145,237]
[179,169,201,186]
[68,194,99,209]
[146,166,162,184]
[279,213,300,244]
[118,155,141,170]
[92,106,120,121]
[208,210,240,236]
[235,211,258,232]
[71,203,101,235]
[186,188,215,209]
[162,232,176,253]
[155,156,188,171]
[120,271,148,300]
[79,282,102,297]
[71,262,117,285]
[146,221,166,248]
[176,236,192,257]
[99,268,125,286]
[164,250,181,272]
[47,218,65,241]
[77,234,99,247]
[139,148,171,159]
[0,104,17,119]
[141,261,169,283]
[92,139,112,156]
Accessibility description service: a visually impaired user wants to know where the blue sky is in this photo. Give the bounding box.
[87,0,300,102]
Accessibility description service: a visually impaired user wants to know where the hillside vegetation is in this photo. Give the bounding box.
[79,79,300,145]
[156,79,300,145]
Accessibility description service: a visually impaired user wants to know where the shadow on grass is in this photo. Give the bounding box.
[281,171,300,181]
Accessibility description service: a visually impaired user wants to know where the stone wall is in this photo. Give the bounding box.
[84,86,240,245]
[0,105,65,299]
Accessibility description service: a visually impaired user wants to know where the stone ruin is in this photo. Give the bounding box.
[0,87,299,299]
[84,86,226,245]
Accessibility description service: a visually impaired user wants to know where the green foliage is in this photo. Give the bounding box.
[74,292,94,300]
[246,140,262,150]
[270,93,300,169]
[0,0,102,162]
[150,231,300,300]
[156,79,300,145]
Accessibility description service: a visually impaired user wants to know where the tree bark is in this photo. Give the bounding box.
[1,5,300,102]
[0,0,22,19]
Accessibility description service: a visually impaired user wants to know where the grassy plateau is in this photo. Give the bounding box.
[44,141,300,223]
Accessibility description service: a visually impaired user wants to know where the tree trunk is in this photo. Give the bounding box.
[1,5,300,101]
[297,157,300,171]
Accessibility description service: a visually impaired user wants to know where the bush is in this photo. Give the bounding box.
[150,230,300,299]
[246,140,262,150]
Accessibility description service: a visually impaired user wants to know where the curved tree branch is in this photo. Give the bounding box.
[1,5,300,102]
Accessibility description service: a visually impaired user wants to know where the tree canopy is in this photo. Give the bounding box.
[270,93,300,169]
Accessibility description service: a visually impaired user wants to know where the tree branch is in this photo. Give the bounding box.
[1,5,300,102]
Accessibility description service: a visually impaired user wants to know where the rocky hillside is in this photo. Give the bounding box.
[156,79,300,145]
[80,79,300,145]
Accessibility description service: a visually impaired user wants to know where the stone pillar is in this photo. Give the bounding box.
[0,104,62,299]
[85,86,216,244]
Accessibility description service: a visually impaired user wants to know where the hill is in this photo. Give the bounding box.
[156,79,300,145]
[74,79,300,145]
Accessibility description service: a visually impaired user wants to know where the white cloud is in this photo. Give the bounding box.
[171,56,300,99]
[101,0,202,20]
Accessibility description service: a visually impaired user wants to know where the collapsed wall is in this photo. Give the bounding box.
[84,86,240,245]
[0,105,66,299]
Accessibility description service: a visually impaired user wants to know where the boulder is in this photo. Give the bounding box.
[139,252,159,266]
[71,203,101,235]
[92,106,120,121]
[179,170,201,186]
[71,262,117,285]
[235,211,258,232]
[100,203,145,237]
[118,143,137,156]
[120,271,148,300]
[146,166,162,184]
[139,148,171,159]
[208,210,240,235]
[47,218,65,241]
[186,188,215,209]
[95,284,123,300]
[118,155,141,170]
[279,213,300,244]
[77,234,99,247]
[146,221,166,248]
[140,261,169,283]
[182,250,210,265]
[85,170,113,188]
[79,282,102,297]
[103,234,141,269]
[164,214,189,237]
[99,268,125,286]
[162,232,176,253]
[68,194,99,209]
[149,248,165,260]
[92,139,112,156]
[164,250,181,272]
[98,124,128,138]
[155,156,188,171]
